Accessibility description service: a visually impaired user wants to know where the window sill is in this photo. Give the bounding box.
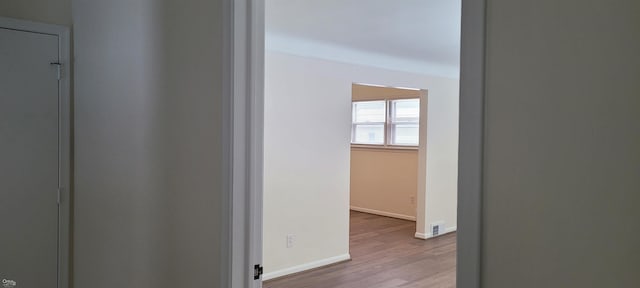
[351,144,419,151]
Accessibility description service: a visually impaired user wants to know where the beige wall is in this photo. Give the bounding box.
[482,0,640,287]
[0,0,71,26]
[350,84,421,220]
[351,148,418,219]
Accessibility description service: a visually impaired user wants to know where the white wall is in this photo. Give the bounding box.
[0,0,71,26]
[263,51,459,277]
[73,0,226,287]
[481,0,640,287]
[263,51,352,277]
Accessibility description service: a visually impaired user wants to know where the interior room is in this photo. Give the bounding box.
[262,0,461,286]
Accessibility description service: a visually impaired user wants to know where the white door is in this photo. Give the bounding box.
[0,27,60,288]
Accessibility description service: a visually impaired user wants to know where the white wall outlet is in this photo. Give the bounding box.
[410,196,415,204]
[286,234,295,248]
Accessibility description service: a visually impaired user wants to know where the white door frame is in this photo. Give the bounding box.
[0,17,71,288]
[223,0,485,287]
[456,0,486,287]
[223,0,265,287]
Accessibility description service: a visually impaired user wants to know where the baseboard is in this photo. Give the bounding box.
[262,253,351,281]
[415,226,457,239]
[350,206,416,221]
[414,232,428,239]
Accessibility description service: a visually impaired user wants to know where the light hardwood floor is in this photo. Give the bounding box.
[264,211,456,288]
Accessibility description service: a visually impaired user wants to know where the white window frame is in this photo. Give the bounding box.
[351,100,387,146]
[351,98,420,149]
[387,98,420,147]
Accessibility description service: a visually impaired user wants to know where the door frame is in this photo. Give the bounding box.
[222,0,265,287]
[223,0,485,287]
[0,17,71,288]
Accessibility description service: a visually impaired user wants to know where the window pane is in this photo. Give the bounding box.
[353,101,386,123]
[391,124,419,145]
[390,99,419,123]
[353,124,385,144]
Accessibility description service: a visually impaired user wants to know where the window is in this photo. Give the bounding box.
[389,99,420,146]
[352,101,386,145]
[351,98,420,147]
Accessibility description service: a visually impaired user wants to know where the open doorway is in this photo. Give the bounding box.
[350,84,422,225]
[260,0,461,286]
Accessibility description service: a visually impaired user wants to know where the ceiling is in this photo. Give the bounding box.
[265,0,462,78]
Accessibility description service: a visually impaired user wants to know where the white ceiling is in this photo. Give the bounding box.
[266,0,462,78]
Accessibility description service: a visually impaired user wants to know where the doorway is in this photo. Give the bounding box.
[350,84,423,224]
[0,17,70,288]
[260,0,460,285]
[227,0,486,287]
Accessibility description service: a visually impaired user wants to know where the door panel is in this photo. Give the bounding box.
[0,27,60,288]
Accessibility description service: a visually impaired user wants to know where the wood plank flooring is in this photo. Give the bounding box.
[264,211,456,288]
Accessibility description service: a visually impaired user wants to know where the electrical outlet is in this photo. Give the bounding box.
[286,234,295,248]
[410,196,415,204]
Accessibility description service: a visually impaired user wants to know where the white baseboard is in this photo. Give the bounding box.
[414,232,428,239]
[262,253,351,281]
[415,226,457,239]
[350,206,416,221]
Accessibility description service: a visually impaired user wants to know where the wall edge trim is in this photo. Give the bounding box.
[350,206,416,221]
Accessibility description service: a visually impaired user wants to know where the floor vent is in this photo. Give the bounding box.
[430,222,444,237]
